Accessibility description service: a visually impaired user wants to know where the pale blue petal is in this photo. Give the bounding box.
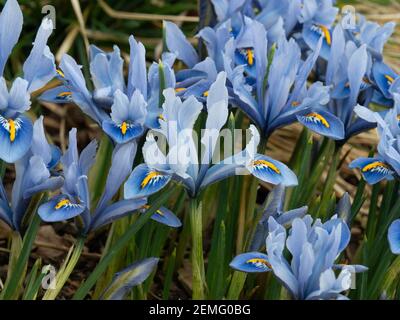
[388,219,400,255]
[0,0,23,75]
[164,21,199,68]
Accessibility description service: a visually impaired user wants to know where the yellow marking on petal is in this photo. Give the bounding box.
[306,112,330,128]
[362,161,388,172]
[56,69,65,78]
[158,114,165,121]
[385,74,395,84]
[142,204,164,216]
[121,121,128,135]
[291,101,300,107]
[247,258,271,269]
[55,199,71,210]
[175,88,186,93]
[8,119,16,142]
[57,91,72,100]
[252,160,281,174]
[397,114,400,121]
[141,171,162,189]
[319,25,331,46]
[57,91,72,97]
[203,90,209,97]
[247,48,254,66]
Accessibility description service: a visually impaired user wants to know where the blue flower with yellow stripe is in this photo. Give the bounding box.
[349,102,400,184]
[102,89,147,144]
[229,32,345,140]
[0,117,63,231]
[40,36,173,144]
[0,1,56,163]
[230,214,367,300]
[124,72,297,200]
[349,157,394,185]
[300,0,338,60]
[38,128,181,232]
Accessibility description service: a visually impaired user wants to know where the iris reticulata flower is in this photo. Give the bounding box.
[231,214,367,300]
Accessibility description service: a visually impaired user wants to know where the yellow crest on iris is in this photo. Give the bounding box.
[246,258,271,269]
[120,121,128,135]
[305,112,330,128]
[8,119,16,142]
[385,74,395,85]
[362,161,389,173]
[141,171,163,189]
[318,25,331,46]
[252,159,281,174]
[55,199,71,210]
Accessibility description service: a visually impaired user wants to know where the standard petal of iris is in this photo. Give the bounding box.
[38,195,85,222]
[124,164,171,199]
[296,109,345,140]
[164,21,198,68]
[0,114,33,163]
[247,155,298,187]
[0,0,23,75]
[388,219,400,255]
[349,157,394,184]
[229,252,271,273]
[102,119,144,144]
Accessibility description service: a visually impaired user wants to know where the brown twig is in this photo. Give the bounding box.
[98,0,199,23]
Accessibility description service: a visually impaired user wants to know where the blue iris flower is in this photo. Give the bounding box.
[164,21,231,102]
[0,116,63,231]
[165,15,283,96]
[0,0,56,163]
[349,98,400,256]
[349,100,400,184]
[299,0,338,60]
[228,31,344,140]
[230,214,367,300]
[38,128,181,233]
[309,24,391,142]
[124,72,297,200]
[40,37,174,144]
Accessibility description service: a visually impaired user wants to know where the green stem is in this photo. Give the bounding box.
[190,197,206,299]
[316,146,341,218]
[73,188,174,300]
[42,236,86,300]
[6,232,23,280]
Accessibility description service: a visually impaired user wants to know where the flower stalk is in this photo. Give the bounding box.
[190,197,206,299]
